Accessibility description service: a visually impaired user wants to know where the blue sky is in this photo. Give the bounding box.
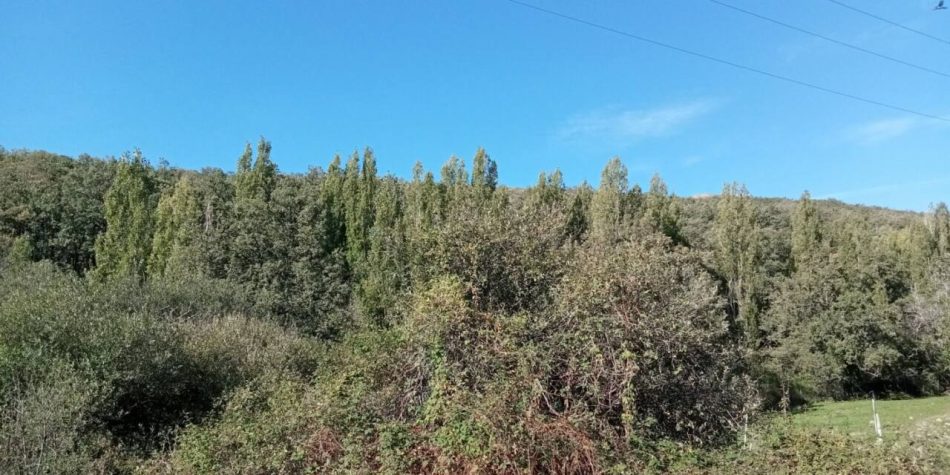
[2,0,948,210]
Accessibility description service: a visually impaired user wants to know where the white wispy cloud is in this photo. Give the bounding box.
[682,155,706,167]
[557,99,719,145]
[846,117,921,144]
[816,177,950,202]
[845,111,950,145]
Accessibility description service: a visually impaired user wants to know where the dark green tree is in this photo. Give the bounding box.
[641,173,683,244]
[358,176,408,324]
[790,191,822,269]
[342,149,377,278]
[319,155,348,254]
[470,147,498,201]
[292,170,350,334]
[193,168,235,279]
[405,162,441,284]
[0,150,113,274]
[566,182,593,244]
[228,138,283,301]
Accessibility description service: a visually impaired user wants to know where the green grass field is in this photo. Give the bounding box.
[792,395,950,443]
[684,396,950,473]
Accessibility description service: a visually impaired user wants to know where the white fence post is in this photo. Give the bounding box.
[743,413,748,449]
[871,392,883,442]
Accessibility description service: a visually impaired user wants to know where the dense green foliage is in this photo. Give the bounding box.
[1,144,948,473]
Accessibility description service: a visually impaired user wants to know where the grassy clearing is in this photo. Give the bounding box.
[692,397,950,474]
[793,395,950,443]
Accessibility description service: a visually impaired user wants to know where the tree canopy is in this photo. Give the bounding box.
[1,143,948,473]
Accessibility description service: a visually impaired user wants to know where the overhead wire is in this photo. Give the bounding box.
[502,0,950,123]
[705,0,950,80]
[823,0,950,47]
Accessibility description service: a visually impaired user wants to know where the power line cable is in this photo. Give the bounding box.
[823,0,950,47]
[706,0,950,79]
[503,0,950,123]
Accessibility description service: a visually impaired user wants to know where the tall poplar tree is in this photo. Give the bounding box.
[791,191,822,270]
[359,176,408,324]
[233,143,253,198]
[194,168,235,279]
[930,202,950,257]
[439,155,468,212]
[714,182,762,341]
[292,170,349,333]
[148,174,202,277]
[527,170,566,211]
[320,155,347,254]
[641,173,683,244]
[566,182,593,244]
[343,148,377,278]
[590,157,627,242]
[229,138,278,285]
[470,147,498,202]
[92,150,156,281]
[406,161,439,230]
[405,162,441,284]
[892,219,935,285]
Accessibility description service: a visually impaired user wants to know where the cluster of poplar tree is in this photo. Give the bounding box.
[1,142,948,403]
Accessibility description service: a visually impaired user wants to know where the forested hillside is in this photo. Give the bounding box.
[1,143,948,473]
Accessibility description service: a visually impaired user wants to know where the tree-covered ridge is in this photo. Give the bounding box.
[0,143,948,473]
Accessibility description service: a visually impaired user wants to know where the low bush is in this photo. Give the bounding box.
[0,262,321,471]
[0,359,100,474]
[158,236,759,473]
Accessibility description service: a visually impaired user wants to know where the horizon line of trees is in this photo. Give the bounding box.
[3,140,948,403]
